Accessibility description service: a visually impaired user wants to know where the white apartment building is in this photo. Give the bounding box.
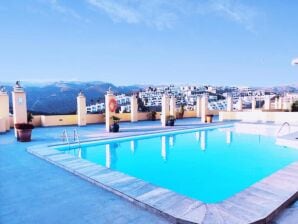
[209,100,227,110]
[86,94,131,113]
[86,102,105,113]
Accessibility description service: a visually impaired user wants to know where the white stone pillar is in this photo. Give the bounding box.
[161,95,170,127]
[0,118,6,133]
[278,97,282,110]
[201,95,208,123]
[281,97,287,110]
[251,97,256,111]
[196,96,201,117]
[0,87,10,131]
[169,96,176,118]
[237,97,243,111]
[130,94,138,122]
[105,88,116,132]
[264,96,271,110]
[12,82,27,137]
[77,91,87,126]
[226,96,233,112]
[289,97,294,111]
[274,97,278,109]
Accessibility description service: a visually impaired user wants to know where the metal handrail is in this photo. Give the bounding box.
[276,122,290,137]
[62,129,71,150]
[73,129,81,150]
[61,129,82,153]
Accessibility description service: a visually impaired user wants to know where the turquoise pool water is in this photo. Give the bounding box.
[56,127,298,203]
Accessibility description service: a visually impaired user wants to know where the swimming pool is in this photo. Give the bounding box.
[55,126,298,203]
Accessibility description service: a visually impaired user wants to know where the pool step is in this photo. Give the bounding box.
[276,131,298,149]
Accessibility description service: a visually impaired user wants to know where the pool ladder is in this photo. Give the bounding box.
[61,129,81,150]
[73,129,82,150]
[276,122,291,137]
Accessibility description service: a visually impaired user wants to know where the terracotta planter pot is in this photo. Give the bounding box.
[205,115,213,123]
[17,129,33,142]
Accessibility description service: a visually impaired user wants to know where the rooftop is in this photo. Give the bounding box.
[1,118,297,224]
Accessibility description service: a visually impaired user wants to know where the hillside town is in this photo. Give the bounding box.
[86,85,298,113]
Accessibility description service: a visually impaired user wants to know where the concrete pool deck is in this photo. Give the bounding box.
[276,132,298,149]
[1,118,298,224]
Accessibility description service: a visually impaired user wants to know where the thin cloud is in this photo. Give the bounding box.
[207,0,258,32]
[48,0,83,20]
[86,0,183,29]
[87,0,140,24]
[86,0,260,31]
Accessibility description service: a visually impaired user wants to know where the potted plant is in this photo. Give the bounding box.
[109,115,120,132]
[291,101,298,112]
[166,115,176,126]
[15,112,34,142]
[147,111,157,121]
[205,114,214,123]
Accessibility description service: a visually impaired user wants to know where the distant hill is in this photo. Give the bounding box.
[254,84,298,94]
[1,81,297,114]
[0,81,142,114]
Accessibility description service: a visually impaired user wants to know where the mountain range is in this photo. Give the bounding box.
[0,81,297,115]
[1,81,142,114]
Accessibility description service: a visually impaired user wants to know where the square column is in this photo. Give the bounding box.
[130,94,138,122]
[237,97,243,111]
[274,97,278,109]
[251,97,256,111]
[278,97,282,109]
[105,88,116,132]
[0,87,10,132]
[281,97,287,110]
[196,96,201,117]
[201,95,208,123]
[12,82,27,137]
[264,96,271,110]
[161,95,170,127]
[77,91,87,126]
[169,96,176,118]
[288,97,294,111]
[226,96,233,112]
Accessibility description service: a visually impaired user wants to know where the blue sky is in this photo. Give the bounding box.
[0,0,297,86]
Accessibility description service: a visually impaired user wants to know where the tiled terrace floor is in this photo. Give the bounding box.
[1,118,216,224]
[0,118,297,224]
[0,119,183,224]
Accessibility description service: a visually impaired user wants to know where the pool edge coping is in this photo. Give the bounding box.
[27,124,298,224]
